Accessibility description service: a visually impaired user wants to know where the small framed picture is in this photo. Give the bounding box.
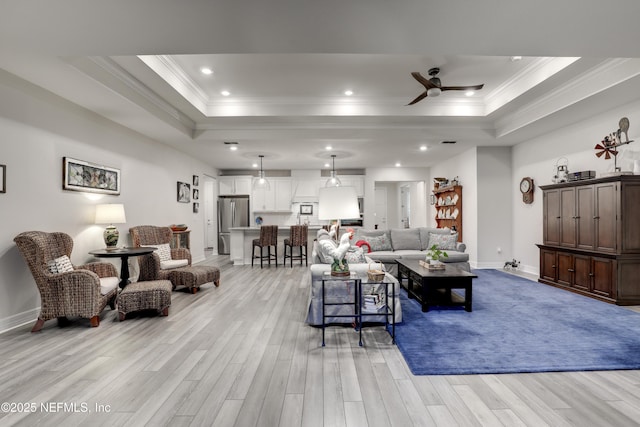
[193,202,199,213]
[193,188,199,200]
[193,175,199,186]
[177,181,190,203]
[300,204,313,215]
[0,164,5,193]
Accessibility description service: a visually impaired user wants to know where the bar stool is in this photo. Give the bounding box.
[283,224,308,267]
[252,225,278,268]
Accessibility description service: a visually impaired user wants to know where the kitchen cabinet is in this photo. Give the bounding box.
[538,175,640,305]
[253,178,292,212]
[219,176,252,195]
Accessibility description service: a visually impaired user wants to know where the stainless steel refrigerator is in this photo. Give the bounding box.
[218,195,250,254]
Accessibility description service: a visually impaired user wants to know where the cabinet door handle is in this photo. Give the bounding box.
[552,265,556,269]
[593,216,600,220]
[589,273,595,277]
[556,216,561,219]
[574,216,580,219]
[568,268,575,272]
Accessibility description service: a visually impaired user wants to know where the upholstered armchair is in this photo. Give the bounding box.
[129,225,192,282]
[13,231,119,332]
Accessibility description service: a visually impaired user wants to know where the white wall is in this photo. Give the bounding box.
[430,149,479,265]
[512,99,640,276]
[477,147,513,268]
[0,71,217,332]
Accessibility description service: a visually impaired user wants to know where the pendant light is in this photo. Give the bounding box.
[325,154,342,187]
[253,155,270,190]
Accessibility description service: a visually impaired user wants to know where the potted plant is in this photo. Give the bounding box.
[425,244,448,269]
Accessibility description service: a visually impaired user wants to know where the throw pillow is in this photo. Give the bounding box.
[47,255,74,274]
[316,239,338,264]
[143,243,172,262]
[427,232,458,251]
[390,228,420,250]
[366,233,392,252]
[344,246,366,264]
[355,240,372,253]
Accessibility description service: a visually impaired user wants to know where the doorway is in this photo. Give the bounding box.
[203,175,218,253]
[374,187,388,230]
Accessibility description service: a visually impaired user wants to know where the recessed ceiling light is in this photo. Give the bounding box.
[324,162,330,168]
[325,145,333,151]
[510,56,523,62]
[221,90,230,96]
[465,90,475,97]
[252,162,258,168]
[224,141,238,151]
[344,90,353,96]
[420,145,428,151]
[395,162,401,167]
[201,67,213,75]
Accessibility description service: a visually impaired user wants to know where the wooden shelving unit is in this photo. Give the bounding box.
[433,185,462,242]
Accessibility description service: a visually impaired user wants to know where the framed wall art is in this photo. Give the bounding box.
[63,157,120,195]
[300,204,313,215]
[177,181,190,203]
[193,188,199,200]
[193,202,199,213]
[0,164,6,193]
[193,175,199,186]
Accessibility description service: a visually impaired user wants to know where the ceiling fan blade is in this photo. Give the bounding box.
[441,84,485,92]
[604,151,611,160]
[595,151,605,158]
[411,72,437,89]
[407,91,429,105]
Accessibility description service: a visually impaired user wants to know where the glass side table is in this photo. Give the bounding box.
[321,272,396,346]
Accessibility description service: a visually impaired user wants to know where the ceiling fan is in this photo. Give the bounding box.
[407,67,484,105]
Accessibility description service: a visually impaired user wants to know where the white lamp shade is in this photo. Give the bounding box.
[318,187,360,220]
[427,87,442,97]
[95,204,127,224]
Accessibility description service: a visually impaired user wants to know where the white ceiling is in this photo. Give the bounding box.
[3,0,640,171]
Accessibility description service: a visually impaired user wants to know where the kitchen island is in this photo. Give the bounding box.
[230,225,324,265]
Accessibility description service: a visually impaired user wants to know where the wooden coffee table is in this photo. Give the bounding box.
[397,259,477,312]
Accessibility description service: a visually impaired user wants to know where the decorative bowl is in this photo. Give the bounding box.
[170,224,188,231]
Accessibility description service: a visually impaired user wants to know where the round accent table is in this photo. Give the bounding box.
[89,247,156,288]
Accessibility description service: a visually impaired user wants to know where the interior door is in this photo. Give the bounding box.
[374,187,388,230]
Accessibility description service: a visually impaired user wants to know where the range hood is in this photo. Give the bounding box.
[291,170,321,202]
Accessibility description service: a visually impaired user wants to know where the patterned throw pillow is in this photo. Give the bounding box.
[366,234,393,251]
[143,243,172,262]
[47,255,74,273]
[344,247,366,264]
[427,232,458,251]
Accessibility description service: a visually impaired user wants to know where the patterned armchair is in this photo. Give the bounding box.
[14,231,119,332]
[129,225,192,281]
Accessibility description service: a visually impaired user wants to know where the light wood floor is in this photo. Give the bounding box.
[1,256,640,427]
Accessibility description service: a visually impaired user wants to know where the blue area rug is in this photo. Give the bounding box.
[393,269,640,375]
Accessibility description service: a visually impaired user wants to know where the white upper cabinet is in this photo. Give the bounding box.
[253,178,292,212]
[219,176,252,195]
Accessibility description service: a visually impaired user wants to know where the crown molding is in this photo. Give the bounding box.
[75,56,196,134]
[495,58,640,138]
[138,54,209,114]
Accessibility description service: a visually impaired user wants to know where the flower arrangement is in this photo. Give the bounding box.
[423,244,448,270]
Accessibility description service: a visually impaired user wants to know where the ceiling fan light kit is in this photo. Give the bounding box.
[408,67,484,105]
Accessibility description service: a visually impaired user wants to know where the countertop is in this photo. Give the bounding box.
[230,225,323,231]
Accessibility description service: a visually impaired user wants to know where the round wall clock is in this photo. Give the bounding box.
[520,177,534,204]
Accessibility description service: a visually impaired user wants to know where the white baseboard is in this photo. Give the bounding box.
[0,308,39,335]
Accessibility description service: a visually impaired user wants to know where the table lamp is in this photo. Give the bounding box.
[95,203,127,250]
